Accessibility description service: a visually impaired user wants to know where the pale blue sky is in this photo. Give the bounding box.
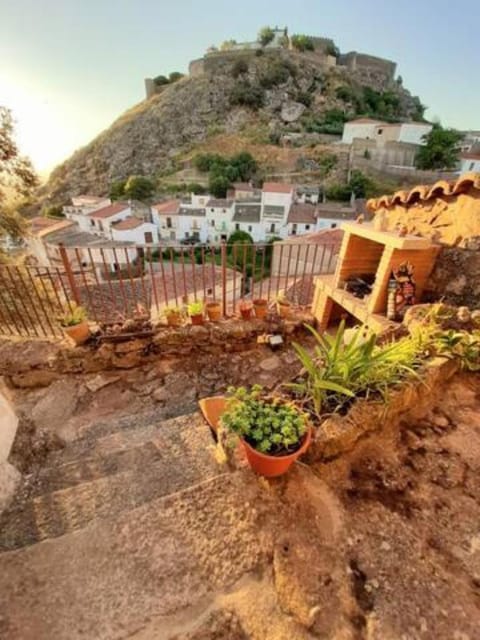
[0,0,478,173]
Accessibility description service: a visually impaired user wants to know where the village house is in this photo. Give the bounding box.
[261,182,294,239]
[315,202,358,229]
[87,202,133,238]
[459,151,480,174]
[231,203,263,242]
[63,196,112,232]
[111,218,159,245]
[286,203,317,236]
[342,118,432,146]
[177,207,209,243]
[205,198,234,242]
[295,185,320,205]
[151,199,181,241]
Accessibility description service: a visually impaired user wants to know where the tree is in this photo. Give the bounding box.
[186,182,206,194]
[258,27,275,46]
[1,107,37,254]
[229,80,264,109]
[153,75,169,86]
[291,34,314,52]
[230,152,258,181]
[124,175,155,200]
[209,174,231,198]
[415,125,464,170]
[109,179,127,200]
[220,39,237,51]
[42,205,64,218]
[168,71,184,83]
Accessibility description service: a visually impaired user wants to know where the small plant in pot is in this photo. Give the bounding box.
[276,295,292,319]
[238,299,253,320]
[164,306,183,327]
[253,298,268,320]
[206,301,222,322]
[59,303,90,345]
[221,385,311,477]
[188,301,205,326]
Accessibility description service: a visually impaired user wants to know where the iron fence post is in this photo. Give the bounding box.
[59,244,81,306]
[221,241,227,317]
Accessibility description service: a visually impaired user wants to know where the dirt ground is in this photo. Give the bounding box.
[1,340,479,639]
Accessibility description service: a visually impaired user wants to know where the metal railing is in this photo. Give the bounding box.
[0,239,341,338]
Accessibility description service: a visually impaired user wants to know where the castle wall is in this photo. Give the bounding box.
[338,51,396,83]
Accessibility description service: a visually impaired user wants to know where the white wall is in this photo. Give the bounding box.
[177,215,209,243]
[232,221,264,242]
[459,157,480,174]
[398,123,432,145]
[287,222,316,236]
[316,217,343,230]
[342,122,379,144]
[89,208,131,238]
[111,222,159,245]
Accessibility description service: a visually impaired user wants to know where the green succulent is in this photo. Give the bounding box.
[59,303,87,327]
[221,385,308,455]
[187,301,204,316]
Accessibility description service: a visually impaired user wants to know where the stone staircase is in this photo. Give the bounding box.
[0,409,220,551]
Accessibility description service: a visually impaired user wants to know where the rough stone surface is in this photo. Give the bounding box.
[31,378,81,432]
[280,101,306,123]
[0,462,21,516]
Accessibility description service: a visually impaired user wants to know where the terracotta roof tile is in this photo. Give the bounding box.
[287,204,317,224]
[367,172,480,212]
[112,218,144,230]
[152,199,181,214]
[88,202,130,220]
[262,182,294,194]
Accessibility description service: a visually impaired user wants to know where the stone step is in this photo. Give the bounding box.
[0,412,218,551]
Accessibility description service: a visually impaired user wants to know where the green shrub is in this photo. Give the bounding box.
[59,303,87,327]
[168,71,184,83]
[231,59,249,78]
[291,34,314,52]
[287,321,423,417]
[221,385,309,454]
[296,91,313,107]
[258,61,291,88]
[258,26,275,46]
[230,81,264,109]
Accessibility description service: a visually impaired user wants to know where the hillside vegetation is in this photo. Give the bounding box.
[42,49,425,203]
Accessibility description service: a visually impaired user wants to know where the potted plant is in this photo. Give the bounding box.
[277,295,292,319]
[188,301,205,326]
[59,303,90,345]
[164,306,183,327]
[206,301,222,322]
[221,385,312,477]
[238,299,253,320]
[253,298,268,320]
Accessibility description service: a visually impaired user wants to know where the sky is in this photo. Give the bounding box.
[1,0,478,176]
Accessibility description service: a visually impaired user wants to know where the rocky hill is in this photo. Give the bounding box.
[43,49,425,203]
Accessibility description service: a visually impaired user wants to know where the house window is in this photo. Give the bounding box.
[211,220,215,227]
[222,209,226,213]
[211,208,215,213]
[292,223,297,235]
[99,221,104,231]
[235,223,240,231]
[470,162,475,170]
[377,128,383,134]
[248,225,252,232]
[90,219,95,227]
[166,217,172,228]
[305,224,310,230]
[144,232,153,243]
[330,223,337,229]
[270,223,275,233]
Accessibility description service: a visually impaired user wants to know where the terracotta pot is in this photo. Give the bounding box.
[241,428,312,477]
[206,302,222,322]
[240,307,252,320]
[190,313,204,326]
[166,312,182,327]
[63,320,90,346]
[198,396,227,439]
[253,299,268,319]
[277,300,292,319]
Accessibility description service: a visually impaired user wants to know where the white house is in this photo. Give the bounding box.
[459,152,480,174]
[231,203,263,242]
[151,199,181,242]
[261,182,294,239]
[286,204,317,237]
[395,122,432,145]
[111,218,159,244]
[341,118,385,144]
[87,202,132,238]
[63,196,112,232]
[315,203,357,230]
[177,207,209,243]
[205,198,234,243]
[295,186,320,205]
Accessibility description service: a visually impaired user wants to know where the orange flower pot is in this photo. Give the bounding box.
[166,312,182,327]
[206,302,222,322]
[253,299,268,319]
[241,428,312,477]
[277,300,292,319]
[190,313,204,326]
[198,396,227,438]
[63,320,90,346]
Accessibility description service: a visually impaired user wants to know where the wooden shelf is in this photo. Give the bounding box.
[341,222,433,250]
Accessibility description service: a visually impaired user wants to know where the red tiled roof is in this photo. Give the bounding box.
[287,204,317,224]
[233,183,254,191]
[112,218,144,230]
[88,202,129,220]
[29,217,75,237]
[348,118,385,125]
[152,199,181,214]
[461,152,480,160]
[262,182,294,194]
[280,228,344,245]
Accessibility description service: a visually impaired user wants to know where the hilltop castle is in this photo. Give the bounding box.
[145,27,397,99]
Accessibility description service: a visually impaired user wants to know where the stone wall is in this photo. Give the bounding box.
[0,317,310,389]
[338,51,396,82]
[425,245,480,307]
